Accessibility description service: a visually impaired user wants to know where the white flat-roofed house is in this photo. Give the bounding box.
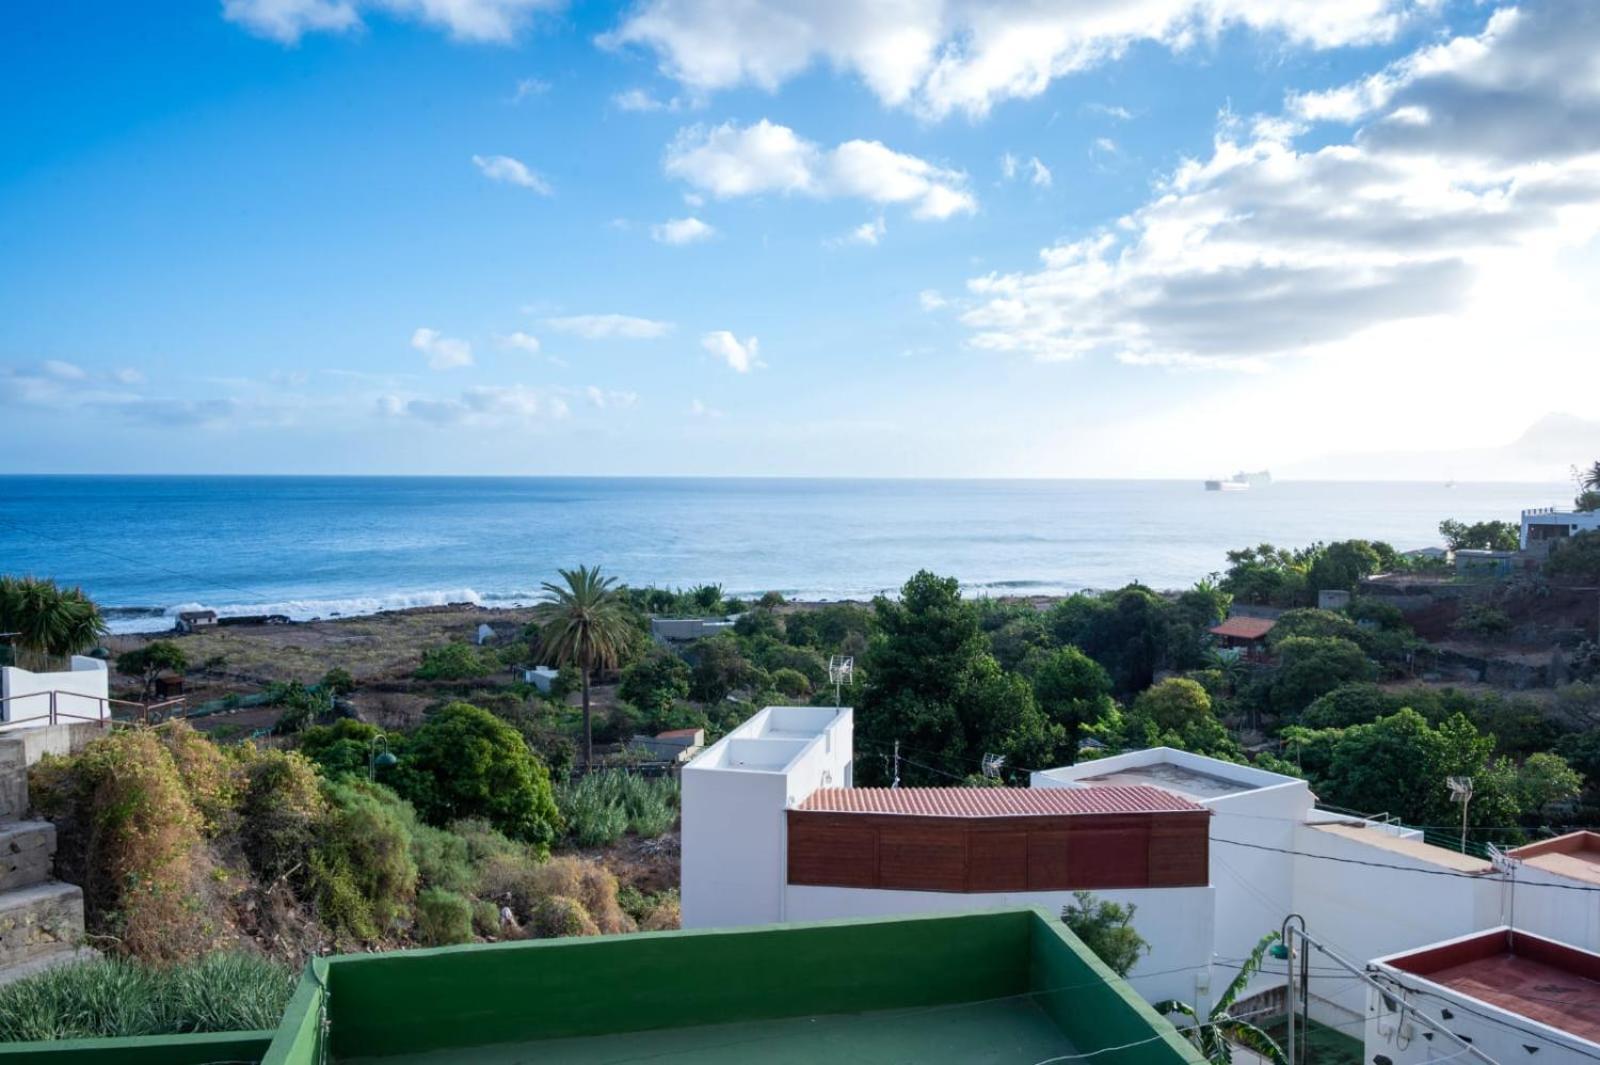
[1522,507,1600,557]
[682,716,1217,1011]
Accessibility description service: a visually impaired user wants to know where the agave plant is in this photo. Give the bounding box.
[0,576,107,671]
[536,565,635,769]
[1155,931,1288,1065]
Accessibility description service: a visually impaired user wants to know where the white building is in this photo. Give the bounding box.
[0,658,111,730]
[650,617,738,645]
[683,713,1216,1009]
[521,666,560,693]
[1521,507,1600,554]
[1369,927,1600,1065]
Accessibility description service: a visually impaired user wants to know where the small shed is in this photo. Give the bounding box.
[629,728,707,763]
[1208,616,1276,658]
[176,609,218,633]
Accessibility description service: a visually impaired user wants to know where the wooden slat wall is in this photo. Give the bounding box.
[786,809,1209,893]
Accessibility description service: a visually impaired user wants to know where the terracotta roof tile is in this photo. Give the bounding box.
[796,785,1207,817]
[1209,617,1277,640]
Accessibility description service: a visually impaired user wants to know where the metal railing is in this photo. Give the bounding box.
[0,689,185,731]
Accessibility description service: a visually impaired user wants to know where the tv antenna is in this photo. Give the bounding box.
[1447,776,1474,854]
[828,655,854,707]
[981,753,1006,780]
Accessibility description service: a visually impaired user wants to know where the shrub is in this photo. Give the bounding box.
[309,781,418,943]
[472,899,502,938]
[530,896,599,939]
[0,953,295,1042]
[321,667,356,695]
[415,888,474,946]
[770,667,811,697]
[410,822,475,894]
[238,748,327,885]
[1455,604,1513,638]
[390,702,562,851]
[556,771,679,846]
[154,720,238,834]
[1060,891,1148,978]
[618,651,691,714]
[640,896,681,931]
[29,729,217,962]
[526,856,629,934]
[414,642,490,681]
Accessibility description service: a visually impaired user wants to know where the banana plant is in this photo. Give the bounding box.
[1155,931,1289,1065]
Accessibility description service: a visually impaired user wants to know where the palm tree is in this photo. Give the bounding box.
[535,565,634,769]
[1583,461,1600,493]
[0,576,107,671]
[1156,932,1288,1065]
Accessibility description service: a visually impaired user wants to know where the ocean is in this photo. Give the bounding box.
[0,476,1568,633]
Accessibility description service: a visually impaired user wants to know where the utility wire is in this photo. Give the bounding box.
[1214,838,1600,894]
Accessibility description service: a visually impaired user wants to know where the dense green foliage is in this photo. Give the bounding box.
[0,954,295,1042]
[1439,519,1520,552]
[115,640,188,701]
[0,575,107,669]
[1546,531,1600,581]
[1059,891,1148,977]
[414,641,492,681]
[391,702,562,849]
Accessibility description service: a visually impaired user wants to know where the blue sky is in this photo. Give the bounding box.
[3,0,1598,478]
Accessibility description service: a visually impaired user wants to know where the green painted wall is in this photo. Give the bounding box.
[313,909,1033,1060]
[0,1030,273,1064]
[1029,914,1207,1065]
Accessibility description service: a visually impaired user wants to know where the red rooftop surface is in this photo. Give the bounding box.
[1383,928,1600,1045]
[796,785,1207,817]
[1208,616,1277,641]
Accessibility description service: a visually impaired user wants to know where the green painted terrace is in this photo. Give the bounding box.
[0,909,1208,1065]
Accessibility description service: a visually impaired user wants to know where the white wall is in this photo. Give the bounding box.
[0,659,109,728]
[1502,864,1600,953]
[786,884,1214,1009]
[679,706,853,929]
[1290,823,1503,1024]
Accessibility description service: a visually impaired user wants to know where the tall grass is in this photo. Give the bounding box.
[556,771,679,847]
[0,953,296,1043]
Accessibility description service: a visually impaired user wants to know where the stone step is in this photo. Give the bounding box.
[0,944,99,988]
[0,820,57,892]
[0,880,85,970]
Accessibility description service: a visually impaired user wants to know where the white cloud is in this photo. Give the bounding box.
[511,76,550,101]
[836,216,886,246]
[1085,102,1135,121]
[411,327,474,370]
[471,154,553,194]
[613,88,686,112]
[377,383,561,425]
[700,330,758,372]
[602,0,1422,121]
[544,314,674,339]
[665,119,975,220]
[224,0,560,44]
[40,359,86,380]
[918,288,947,311]
[651,216,717,244]
[500,331,541,354]
[958,0,1600,369]
[689,398,722,417]
[1001,153,1051,187]
[113,368,146,385]
[584,386,640,408]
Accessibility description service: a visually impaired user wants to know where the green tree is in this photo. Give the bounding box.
[1439,519,1520,552]
[859,571,1057,784]
[732,608,783,640]
[1306,540,1384,594]
[687,634,755,703]
[1032,647,1114,761]
[115,641,189,702]
[618,650,692,715]
[1516,752,1583,816]
[1271,636,1375,714]
[536,565,635,768]
[1121,678,1238,759]
[0,576,107,670]
[414,642,489,681]
[689,583,724,614]
[391,702,562,851]
[1219,545,1309,607]
[1546,531,1600,582]
[1157,933,1288,1065]
[1060,891,1147,978]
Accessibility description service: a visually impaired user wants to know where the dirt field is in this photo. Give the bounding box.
[107,604,542,689]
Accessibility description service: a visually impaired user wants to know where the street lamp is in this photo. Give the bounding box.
[369,734,398,781]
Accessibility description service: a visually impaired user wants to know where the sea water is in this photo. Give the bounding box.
[0,476,1567,632]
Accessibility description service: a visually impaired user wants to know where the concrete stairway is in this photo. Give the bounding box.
[0,726,96,986]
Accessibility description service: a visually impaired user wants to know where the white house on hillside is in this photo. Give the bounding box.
[1521,506,1600,554]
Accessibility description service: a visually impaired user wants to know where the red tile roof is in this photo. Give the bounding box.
[796,785,1207,817]
[1209,616,1277,640]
